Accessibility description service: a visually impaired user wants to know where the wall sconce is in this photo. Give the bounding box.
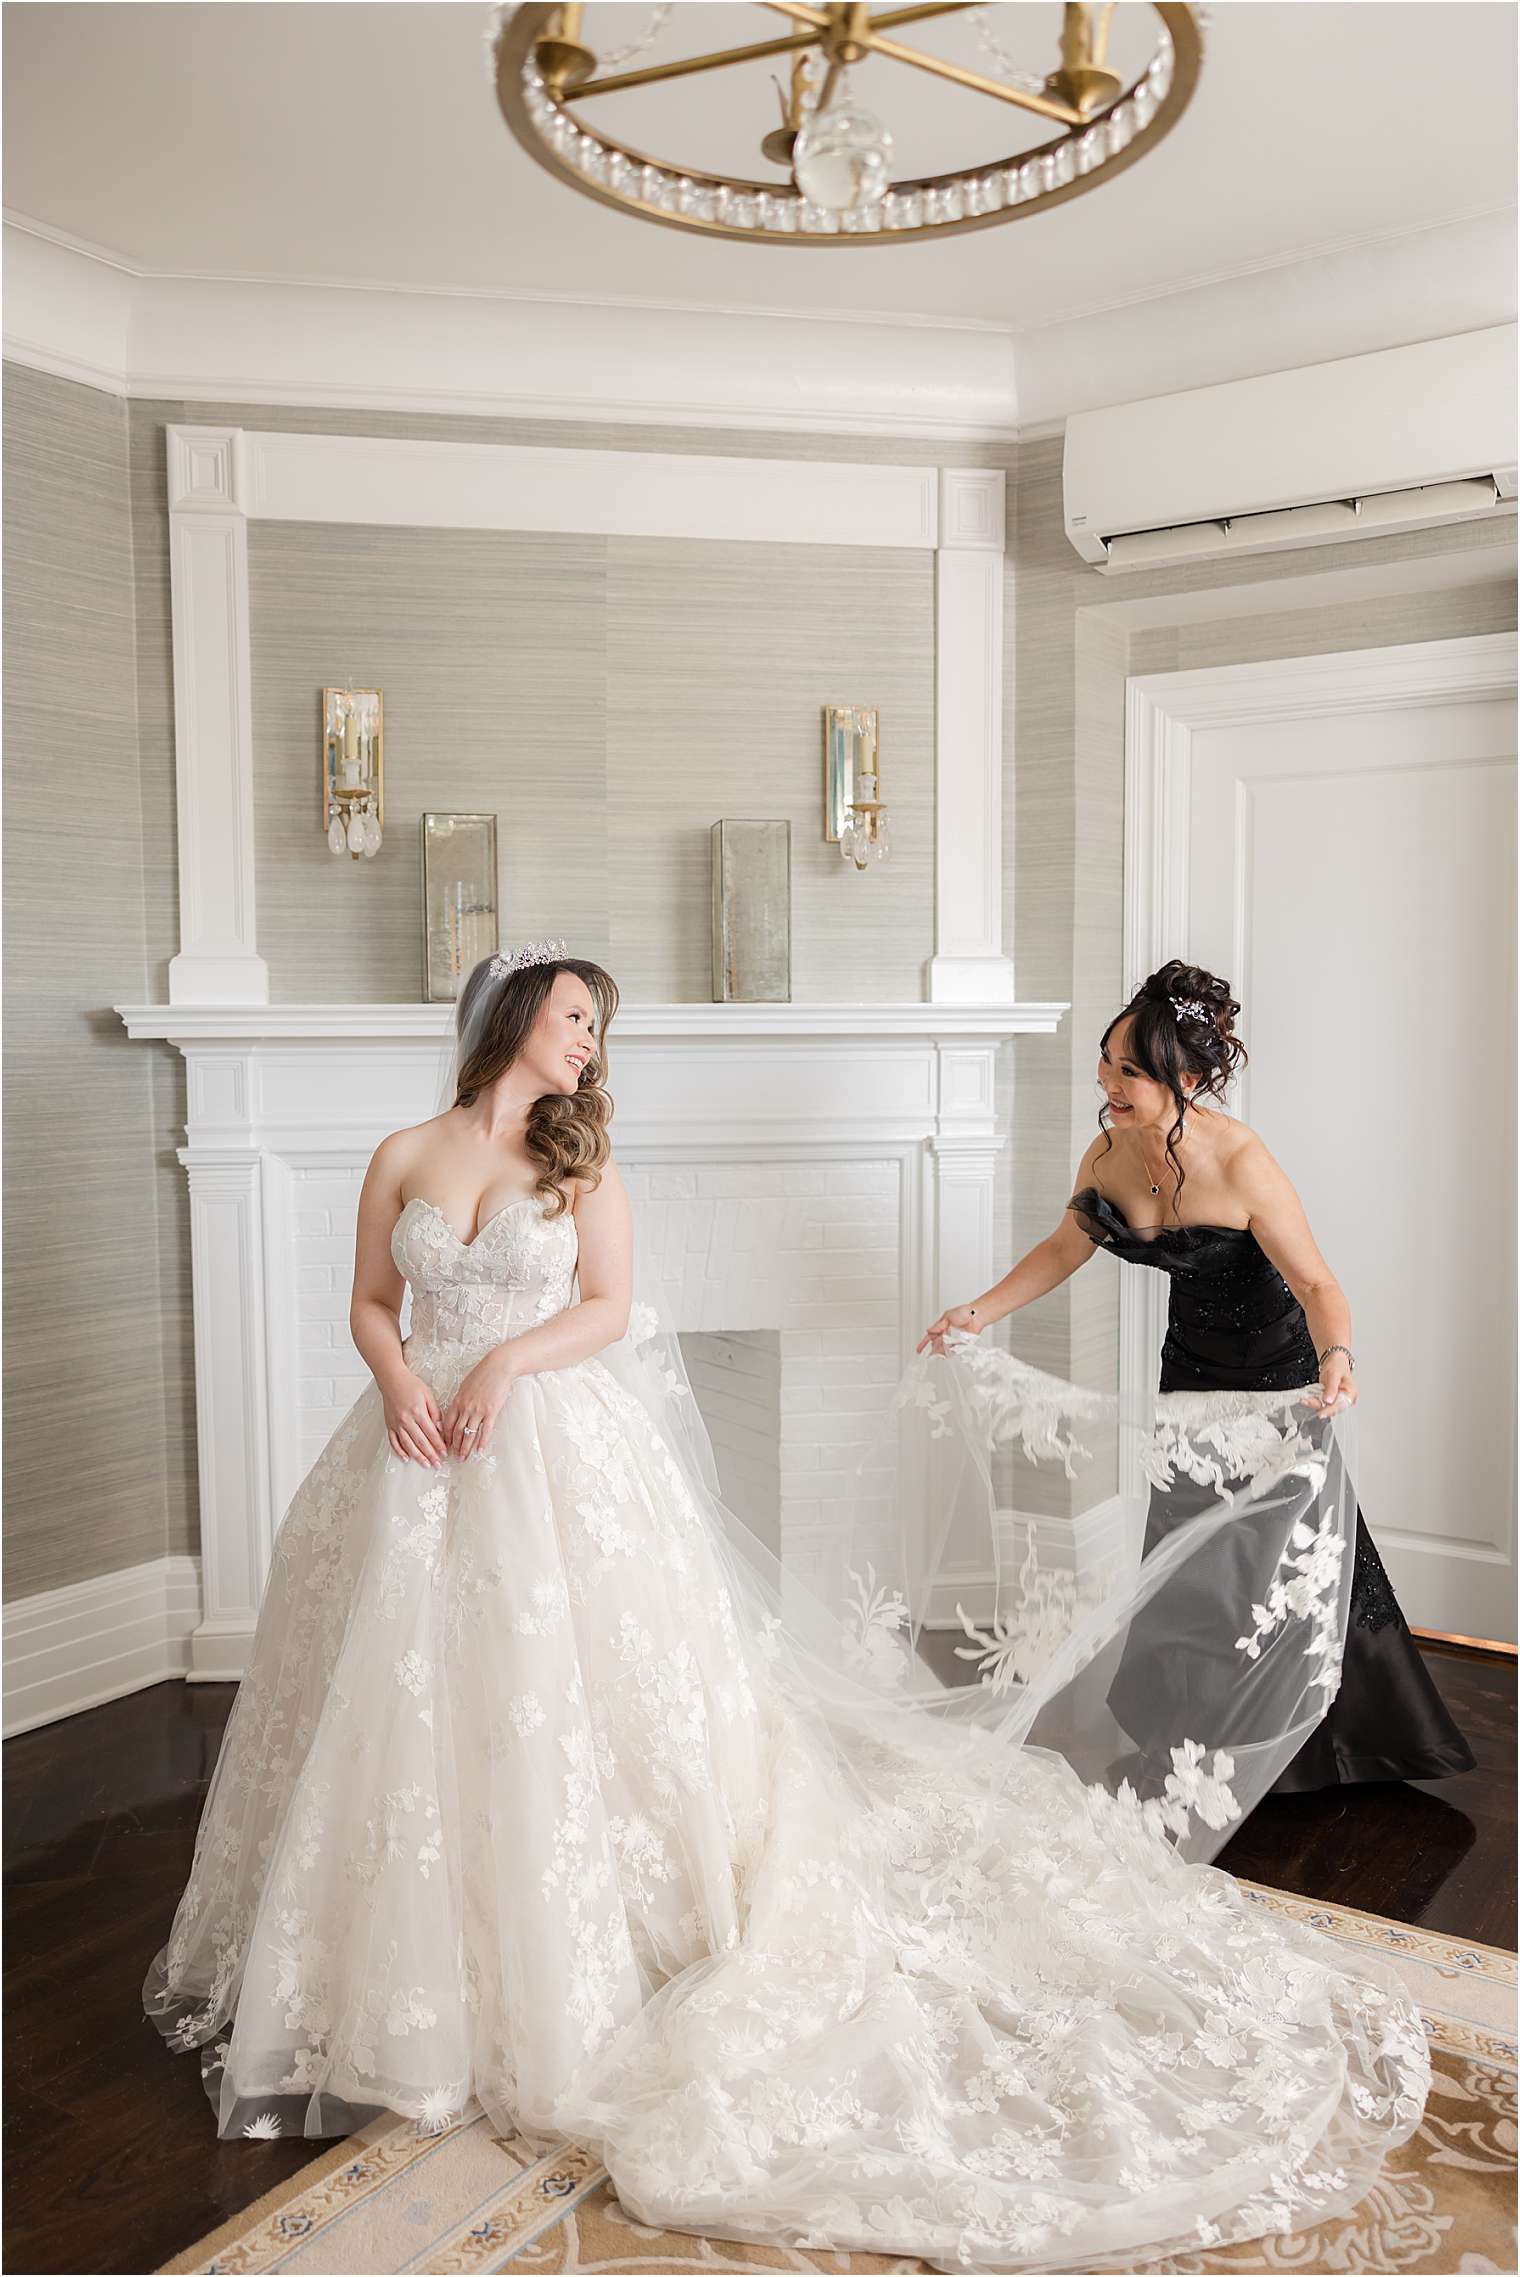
[823,704,889,870]
[323,687,384,859]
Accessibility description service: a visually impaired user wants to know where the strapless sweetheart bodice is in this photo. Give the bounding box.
[390,1193,578,1354]
[1068,1184,1316,1392]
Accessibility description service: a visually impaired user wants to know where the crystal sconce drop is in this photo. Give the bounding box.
[323,687,384,859]
[823,703,889,871]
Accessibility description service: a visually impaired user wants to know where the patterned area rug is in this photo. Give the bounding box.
[162,1884,1516,2277]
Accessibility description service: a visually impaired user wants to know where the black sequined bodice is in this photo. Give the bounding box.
[1068,1186,1317,1396]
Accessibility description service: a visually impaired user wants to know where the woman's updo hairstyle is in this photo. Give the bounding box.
[451,953,619,1218]
[1097,959,1246,1210]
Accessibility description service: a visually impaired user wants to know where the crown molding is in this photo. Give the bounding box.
[1,207,1021,333]
[2,220,135,394]
[5,204,1514,440]
[1015,198,1517,338]
[1,217,1021,441]
[1014,205,1518,426]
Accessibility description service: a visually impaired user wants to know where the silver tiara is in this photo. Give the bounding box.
[488,938,568,981]
[1172,996,1211,1025]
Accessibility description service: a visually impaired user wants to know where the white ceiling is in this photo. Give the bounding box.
[3,2,1515,333]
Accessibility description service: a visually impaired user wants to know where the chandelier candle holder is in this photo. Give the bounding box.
[493,4,1203,246]
[322,688,384,860]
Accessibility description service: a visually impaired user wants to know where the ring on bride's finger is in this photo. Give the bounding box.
[462,1422,477,1433]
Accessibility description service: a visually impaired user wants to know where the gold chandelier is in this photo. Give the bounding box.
[493,4,1202,247]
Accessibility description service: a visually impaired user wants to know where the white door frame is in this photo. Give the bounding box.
[1121,630,1518,1495]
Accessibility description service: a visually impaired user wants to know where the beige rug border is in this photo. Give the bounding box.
[157,1886,1518,2275]
[1235,1879,1519,1975]
[158,2117,402,2275]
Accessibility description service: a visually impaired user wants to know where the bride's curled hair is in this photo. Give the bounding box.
[452,954,620,1218]
[1098,959,1246,1208]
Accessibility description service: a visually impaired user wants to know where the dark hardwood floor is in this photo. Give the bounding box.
[1216,1641,1516,1942]
[5,1645,1514,2277]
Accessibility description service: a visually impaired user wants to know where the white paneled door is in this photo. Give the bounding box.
[1127,634,1517,1643]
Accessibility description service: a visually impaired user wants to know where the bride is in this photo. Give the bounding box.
[145,942,1429,2273]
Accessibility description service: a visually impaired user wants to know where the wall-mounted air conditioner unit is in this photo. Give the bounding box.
[1063,325,1517,572]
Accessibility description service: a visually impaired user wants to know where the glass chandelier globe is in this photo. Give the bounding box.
[793,93,895,213]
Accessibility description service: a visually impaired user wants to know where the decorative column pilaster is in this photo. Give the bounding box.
[929,467,1015,1007]
[179,1146,274,1677]
[929,1034,1007,1308]
[166,427,267,1005]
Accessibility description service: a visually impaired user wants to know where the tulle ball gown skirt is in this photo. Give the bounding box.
[145,1198,1431,2272]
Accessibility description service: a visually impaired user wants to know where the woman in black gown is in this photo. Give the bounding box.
[922,959,1473,1794]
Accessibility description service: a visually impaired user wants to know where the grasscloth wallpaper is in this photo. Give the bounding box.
[3,364,175,1593]
[4,365,1513,1593]
[245,522,935,1004]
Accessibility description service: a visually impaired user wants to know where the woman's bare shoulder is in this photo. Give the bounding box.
[1193,1106,1252,1156]
[1207,1115,1289,1194]
[366,1113,453,1185]
[1072,1130,1113,1184]
[569,1155,626,1214]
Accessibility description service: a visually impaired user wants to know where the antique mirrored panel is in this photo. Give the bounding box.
[711,819,791,1003]
[422,812,499,1003]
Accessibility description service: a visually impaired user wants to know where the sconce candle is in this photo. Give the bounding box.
[823,703,889,871]
[323,687,385,861]
[823,701,882,869]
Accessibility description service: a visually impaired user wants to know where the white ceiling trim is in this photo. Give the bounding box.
[5,203,1515,439]
[2,218,1020,440]
[1015,206,1518,427]
[1014,198,1515,336]
[2,209,1019,337]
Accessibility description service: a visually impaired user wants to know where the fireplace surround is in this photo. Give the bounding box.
[115,998,1062,1675]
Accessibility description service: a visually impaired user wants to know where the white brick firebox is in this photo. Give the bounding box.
[114,1001,1063,1678]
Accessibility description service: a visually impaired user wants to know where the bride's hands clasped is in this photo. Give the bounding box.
[441,1348,517,1458]
[917,1303,984,1357]
[382,1370,448,1468]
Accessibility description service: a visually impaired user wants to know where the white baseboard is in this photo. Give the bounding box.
[187,1616,253,1685]
[3,1555,203,1736]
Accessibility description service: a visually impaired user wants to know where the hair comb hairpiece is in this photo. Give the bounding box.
[488,938,569,981]
[1172,996,1211,1025]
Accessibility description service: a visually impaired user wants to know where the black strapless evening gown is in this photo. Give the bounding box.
[1070,1187,1475,1793]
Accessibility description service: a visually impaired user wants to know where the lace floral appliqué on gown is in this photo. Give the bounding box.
[145,1193,1428,2274]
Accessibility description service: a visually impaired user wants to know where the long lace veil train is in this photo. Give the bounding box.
[429,1002,1357,1869]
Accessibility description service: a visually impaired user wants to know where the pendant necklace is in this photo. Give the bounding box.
[1140,1112,1185,1197]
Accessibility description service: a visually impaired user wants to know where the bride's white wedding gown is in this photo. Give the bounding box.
[145,1191,1428,2272]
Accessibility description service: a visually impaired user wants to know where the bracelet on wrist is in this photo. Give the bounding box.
[1317,1343,1354,1372]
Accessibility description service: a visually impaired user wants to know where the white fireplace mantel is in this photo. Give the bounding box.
[117,997,1065,1678]
[118,1001,1064,1043]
